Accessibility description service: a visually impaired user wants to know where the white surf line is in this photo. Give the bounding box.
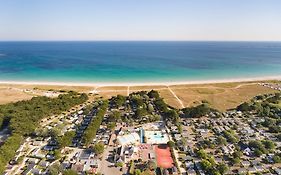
[127,86,130,96]
[167,85,185,108]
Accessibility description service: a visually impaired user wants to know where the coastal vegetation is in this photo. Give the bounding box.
[0,92,88,173]
[0,81,278,111]
[83,100,109,146]
[181,103,219,118]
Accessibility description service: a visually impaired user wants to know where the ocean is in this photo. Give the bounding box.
[0,41,281,84]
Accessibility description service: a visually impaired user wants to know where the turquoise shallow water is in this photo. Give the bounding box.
[0,41,280,84]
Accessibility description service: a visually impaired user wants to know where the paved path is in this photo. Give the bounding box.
[98,126,123,175]
[167,86,185,108]
[165,126,184,174]
[11,142,38,175]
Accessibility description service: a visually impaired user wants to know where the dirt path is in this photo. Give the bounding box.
[89,86,100,94]
[167,86,185,108]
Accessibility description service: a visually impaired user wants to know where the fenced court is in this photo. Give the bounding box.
[154,145,174,169]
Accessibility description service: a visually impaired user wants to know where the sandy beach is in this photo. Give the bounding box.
[0,76,280,87]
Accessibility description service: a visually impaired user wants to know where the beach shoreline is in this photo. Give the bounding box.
[0,76,280,87]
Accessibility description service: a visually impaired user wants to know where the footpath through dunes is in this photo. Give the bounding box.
[91,81,279,111]
[0,80,279,111]
[167,82,278,111]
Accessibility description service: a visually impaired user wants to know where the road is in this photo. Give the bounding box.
[98,125,126,175]
[7,139,38,175]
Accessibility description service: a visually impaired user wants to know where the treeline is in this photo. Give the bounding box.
[83,100,109,146]
[0,92,88,173]
[237,93,281,117]
[181,103,218,118]
[150,91,181,124]
[248,140,275,157]
[0,134,22,173]
[110,95,126,108]
[0,92,88,135]
[110,90,178,123]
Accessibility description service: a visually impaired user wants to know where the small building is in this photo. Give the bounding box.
[71,162,84,172]
[241,160,251,167]
[22,164,36,175]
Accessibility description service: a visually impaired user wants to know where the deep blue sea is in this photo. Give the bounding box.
[0,41,281,84]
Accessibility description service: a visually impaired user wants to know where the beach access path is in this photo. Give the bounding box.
[167,86,185,108]
[91,82,259,110]
[92,85,186,109]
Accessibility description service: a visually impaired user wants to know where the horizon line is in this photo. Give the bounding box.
[1,40,281,42]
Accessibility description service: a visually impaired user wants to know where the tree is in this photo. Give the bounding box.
[110,111,121,122]
[181,138,187,146]
[134,169,141,175]
[148,90,160,99]
[254,149,263,157]
[34,127,49,137]
[147,104,154,113]
[217,163,229,174]
[217,136,227,146]
[197,149,207,159]
[49,163,62,175]
[233,151,242,159]
[154,98,168,113]
[222,130,238,143]
[115,95,126,108]
[273,155,281,163]
[167,141,175,148]
[83,104,94,115]
[249,140,266,154]
[263,140,275,150]
[201,159,212,171]
[147,160,156,170]
[83,101,108,146]
[93,142,105,155]
[116,162,123,167]
[182,103,215,118]
[63,169,78,175]
[231,157,240,165]
[165,110,179,122]
[107,122,116,130]
[269,125,281,133]
[237,102,252,111]
[0,92,88,173]
[57,131,75,148]
[262,118,276,127]
[135,108,147,119]
[177,124,183,133]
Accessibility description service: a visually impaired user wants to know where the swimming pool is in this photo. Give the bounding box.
[145,131,169,144]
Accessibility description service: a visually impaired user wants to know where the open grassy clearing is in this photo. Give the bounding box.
[169,83,278,111]
[158,89,181,108]
[0,87,35,104]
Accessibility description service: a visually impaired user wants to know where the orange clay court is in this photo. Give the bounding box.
[154,145,174,169]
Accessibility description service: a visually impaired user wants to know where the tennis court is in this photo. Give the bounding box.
[154,145,174,168]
